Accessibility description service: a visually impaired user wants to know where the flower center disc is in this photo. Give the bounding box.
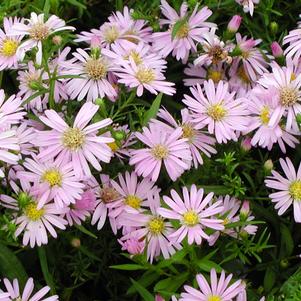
[125,195,141,209]
[280,87,298,107]
[260,106,270,125]
[1,39,19,57]
[63,127,85,151]
[25,203,44,221]
[208,295,222,301]
[148,217,165,235]
[136,67,155,83]
[29,23,49,41]
[289,180,301,201]
[151,144,169,160]
[86,58,107,80]
[207,104,226,121]
[175,22,190,38]
[183,210,199,226]
[42,169,62,187]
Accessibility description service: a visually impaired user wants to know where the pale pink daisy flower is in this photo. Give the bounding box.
[2,189,67,247]
[9,12,75,64]
[91,174,122,232]
[129,123,192,182]
[153,107,216,168]
[36,102,114,178]
[158,185,224,245]
[0,17,24,70]
[208,196,257,246]
[120,196,182,263]
[183,80,249,143]
[17,61,48,112]
[235,0,260,16]
[265,157,301,223]
[65,189,97,226]
[18,155,85,208]
[230,34,269,82]
[258,63,301,131]
[0,278,58,301]
[108,171,160,221]
[61,48,117,102]
[246,86,299,152]
[153,0,215,63]
[0,89,25,128]
[179,269,244,301]
[114,58,176,96]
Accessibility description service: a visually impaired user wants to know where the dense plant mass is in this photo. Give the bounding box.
[1,0,301,300]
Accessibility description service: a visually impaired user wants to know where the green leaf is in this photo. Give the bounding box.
[279,224,294,258]
[0,243,27,288]
[154,272,189,293]
[264,267,276,292]
[38,247,56,294]
[127,271,160,295]
[130,278,155,301]
[171,17,188,39]
[66,0,86,9]
[75,224,97,239]
[196,259,222,273]
[142,93,162,126]
[110,264,147,271]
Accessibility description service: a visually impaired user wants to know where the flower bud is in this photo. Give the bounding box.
[18,192,31,208]
[155,295,165,301]
[227,15,242,33]
[241,137,252,151]
[270,22,279,34]
[113,130,126,141]
[240,200,250,221]
[71,238,81,248]
[52,35,62,46]
[280,259,289,269]
[271,41,283,58]
[264,159,273,172]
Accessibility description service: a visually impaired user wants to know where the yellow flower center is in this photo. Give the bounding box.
[104,25,120,43]
[29,23,49,41]
[182,123,195,142]
[237,66,250,84]
[151,144,169,160]
[207,104,226,121]
[100,187,120,203]
[42,169,62,187]
[129,50,142,65]
[175,22,190,38]
[208,69,223,83]
[148,217,165,235]
[289,180,301,201]
[125,195,142,209]
[223,218,230,225]
[183,210,199,226]
[291,73,296,81]
[208,46,226,64]
[25,203,44,221]
[136,67,155,83]
[1,39,19,57]
[85,58,107,80]
[260,106,270,125]
[63,127,85,151]
[107,141,119,152]
[280,87,298,107]
[207,296,222,301]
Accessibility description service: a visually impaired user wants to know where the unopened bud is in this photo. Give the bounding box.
[18,192,31,208]
[280,259,289,269]
[270,22,279,35]
[52,35,62,46]
[271,41,283,58]
[264,159,273,172]
[113,130,125,141]
[28,80,43,91]
[240,200,250,221]
[241,137,252,151]
[71,238,81,248]
[227,15,242,33]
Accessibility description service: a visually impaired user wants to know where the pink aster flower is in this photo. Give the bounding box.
[2,189,67,248]
[183,80,249,143]
[179,269,245,301]
[245,85,299,152]
[0,277,58,301]
[18,155,85,208]
[153,108,217,168]
[258,64,301,131]
[118,235,145,255]
[158,185,224,245]
[230,34,269,82]
[120,197,181,263]
[265,157,301,223]
[235,0,260,16]
[61,48,117,102]
[9,12,75,64]
[0,17,24,70]
[114,58,176,96]
[36,102,114,178]
[129,123,192,182]
[153,0,215,63]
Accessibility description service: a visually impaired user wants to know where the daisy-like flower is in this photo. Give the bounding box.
[9,12,75,64]
[0,89,25,128]
[246,85,299,152]
[194,29,231,66]
[1,189,67,247]
[36,102,114,178]
[17,61,48,112]
[0,17,24,70]
[129,123,192,182]
[179,269,245,301]
[230,34,269,82]
[153,0,215,63]
[61,48,117,102]
[18,155,85,208]
[158,185,224,245]
[0,277,58,301]
[153,108,217,168]
[235,0,260,16]
[114,58,176,96]
[265,157,301,223]
[108,171,160,220]
[258,64,301,131]
[120,196,181,263]
[183,80,249,143]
